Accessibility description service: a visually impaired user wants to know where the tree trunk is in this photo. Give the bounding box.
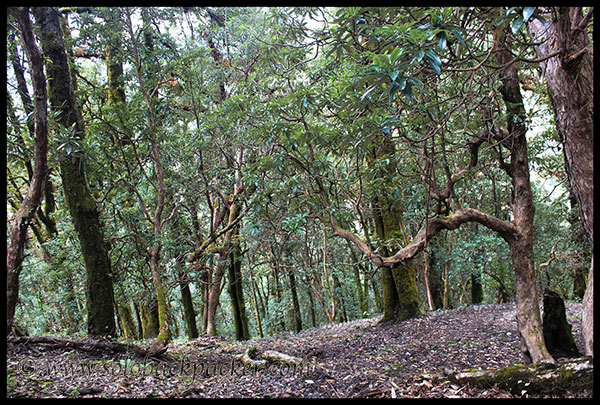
[117,302,138,340]
[423,252,435,311]
[148,250,170,350]
[288,267,303,332]
[179,275,198,339]
[6,7,49,334]
[582,256,593,356]
[139,299,159,339]
[205,255,227,336]
[542,289,580,358]
[528,6,593,358]
[369,137,419,323]
[471,272,483,304]
[228,235,250,340]
[349,243,369,318]
[494,29,553,363]
[34,6,116,338]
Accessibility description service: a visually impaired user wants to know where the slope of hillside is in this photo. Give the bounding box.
[7,302,587,398]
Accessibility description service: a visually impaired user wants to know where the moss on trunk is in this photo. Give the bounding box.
[34,7,116,338]
[369,135,420,323]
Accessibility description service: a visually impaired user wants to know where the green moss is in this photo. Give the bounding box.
[494,363,530,391]
[559,367,574,380]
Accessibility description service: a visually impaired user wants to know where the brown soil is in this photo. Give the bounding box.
[6,302,587,398]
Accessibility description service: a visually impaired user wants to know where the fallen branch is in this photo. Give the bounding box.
[7,335,166,359]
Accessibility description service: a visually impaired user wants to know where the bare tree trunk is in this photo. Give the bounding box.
[6,7,49,334]
[528,6,593,357]
[494,30,553,363]
[205,256,227,335]
[423,252,435,311]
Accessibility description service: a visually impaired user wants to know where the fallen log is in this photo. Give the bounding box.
[7,335,165,358]
[437,357,593,397]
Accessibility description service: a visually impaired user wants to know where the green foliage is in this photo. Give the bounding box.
[7,6,591,340]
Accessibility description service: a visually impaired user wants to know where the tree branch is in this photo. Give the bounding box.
[331,208,518,268]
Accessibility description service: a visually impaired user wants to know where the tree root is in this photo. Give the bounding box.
[234,347,304,369]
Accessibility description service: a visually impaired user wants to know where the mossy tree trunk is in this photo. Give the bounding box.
[139,299,159,339]
[369,135,419,323]
[471,272,483,304]
[117,302,138,340]
[34,6,116,338]
[179,272,198,340]
[349,243,369,318]
[542,290,580,358]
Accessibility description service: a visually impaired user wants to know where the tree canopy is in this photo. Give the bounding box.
[7,7,592,366]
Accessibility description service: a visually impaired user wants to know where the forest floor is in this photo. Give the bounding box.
[6,301,590,398]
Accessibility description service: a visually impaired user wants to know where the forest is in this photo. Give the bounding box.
[6,7,593,398]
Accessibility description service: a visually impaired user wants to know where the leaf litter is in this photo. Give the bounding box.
[6,302,587,398]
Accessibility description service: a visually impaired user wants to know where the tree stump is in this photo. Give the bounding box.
[542,289,580,358]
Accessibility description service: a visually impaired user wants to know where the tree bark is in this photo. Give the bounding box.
[368,136,419,323]
[124,8,172,352]
[528,6,593,358]
[228,232,251,340]
[179,273,199,339]
[542,290,580,358]
[34,6,116,338]
[494,30,553,364]
[6,7,49,334]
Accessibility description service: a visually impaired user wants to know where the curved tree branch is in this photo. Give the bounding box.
[331,208,518,268]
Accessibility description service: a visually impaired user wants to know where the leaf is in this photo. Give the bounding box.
[428,58,441,75]
[389,82,399,101]
[414,49,425,63]
[360,79,384,101]
[389,47,402,63]
[448,27,466,47]
[424,49,442,67]
[396,77,407,91]
[522,7,536,22]
[402,82,413,100]
[438,32,447,50]
[511,16,524,34]
[531,13,547,26]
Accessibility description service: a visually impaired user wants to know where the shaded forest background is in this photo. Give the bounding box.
[6,7,592,363]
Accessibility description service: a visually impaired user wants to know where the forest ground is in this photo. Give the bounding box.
[6,301,589,398]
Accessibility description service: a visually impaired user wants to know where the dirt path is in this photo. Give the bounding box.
[6,302,586,398]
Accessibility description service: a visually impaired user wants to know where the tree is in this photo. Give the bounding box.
[34,6,116,338]
[123,7,176,352]
[6,7,49,334]
[527,6,593,358]
[319,7,554,363]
